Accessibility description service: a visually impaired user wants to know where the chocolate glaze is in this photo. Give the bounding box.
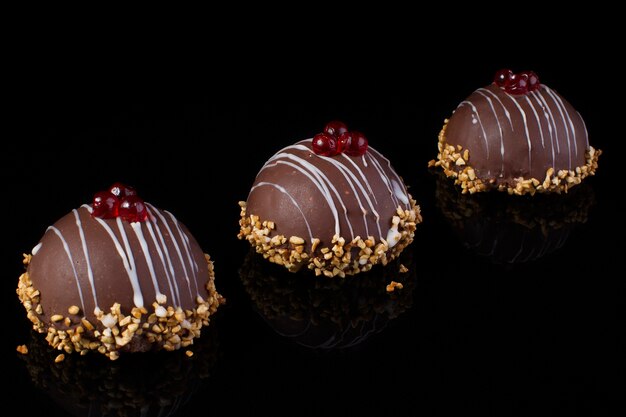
[446,83,589,184]
[26,203,214,349]
[29,205,208,319]
[246,139,412,252]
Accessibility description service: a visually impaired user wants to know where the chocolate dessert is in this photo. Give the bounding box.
[239,121,422,276]
[17,183,224,360]
[429,70,600,195]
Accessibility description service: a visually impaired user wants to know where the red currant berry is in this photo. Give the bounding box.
[504,73,529,95]
[109,182,137,198]
[92,191,119,219]
[312,133,339,156]
[118,196,148,222]
[342,131,368,156]
[323,121,348,138]
[494,69,513,87]
[521,70,540,91]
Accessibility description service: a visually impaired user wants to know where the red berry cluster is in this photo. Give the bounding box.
[312,121,369,157]
[494,69,540,95]
[92,182,148,222]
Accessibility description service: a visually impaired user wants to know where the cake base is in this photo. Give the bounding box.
[17,254,224,360]
[238,199,422,277]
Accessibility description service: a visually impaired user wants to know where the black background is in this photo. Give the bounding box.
[4,45,625,416]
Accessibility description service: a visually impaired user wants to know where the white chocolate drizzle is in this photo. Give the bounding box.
[38,204,201,312]
[250,181,314,242]
[32,242,42,255]
[459,100,490,159]
[47,225,86,312]
[73,209,99,310]
[460,84,585,176]
[251,140,410,242]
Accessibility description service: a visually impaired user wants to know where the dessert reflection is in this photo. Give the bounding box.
[434,173,595,264]
[239,249,417,349]
[20,326,219,417]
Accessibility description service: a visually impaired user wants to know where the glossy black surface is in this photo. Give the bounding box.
[5,58,624,416]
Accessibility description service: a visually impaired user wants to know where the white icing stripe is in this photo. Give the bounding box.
[179,232,197,272]
[145,218,180,306]
[47,226,86,312]
[254,139,406,242]
[477,90,505,174]
[116,218,144,308]
[367,153,400,208]
[341,153,378,204]
[32,242,42,255]
[478,88,514,129]
[265,156,346,237]
[250,182,314,242]
[73,209,99,309]
[301,146,382,239]
[535,89,561,154]
[131,222,163,300]
[504,93,532,172]
[147,204,195,299]
[577,111,589,149]
[386,222,400,248]
[545,86,578,159]
[523,95,546,149]
[543,87,572,169]
[531,92,556,168]
[93,217,144,308]
[145,207,181,306]
[391,179,409,205]
[330,160,379,238]
[165,211,200,296]
[551,90,578,156]
[460,101,490,159]
[367,146,409,209]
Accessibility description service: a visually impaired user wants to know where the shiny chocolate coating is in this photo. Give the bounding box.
[29,204,207,321]
[446,83,589,185]
[21,202,222,357]
[246,139,412,252]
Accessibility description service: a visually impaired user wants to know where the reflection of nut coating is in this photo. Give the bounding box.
[239,249,417,349]
[19,326,219,417]
[434,172,595,263]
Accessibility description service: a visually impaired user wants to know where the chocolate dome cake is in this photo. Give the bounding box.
[238,122,422,276]
[17,183,224,360]
[429,69,600,195]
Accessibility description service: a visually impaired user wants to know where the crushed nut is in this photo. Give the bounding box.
[238,200,422,276]
[386,281,404,292]
[430,121,600,195]
[16,254,224,361]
